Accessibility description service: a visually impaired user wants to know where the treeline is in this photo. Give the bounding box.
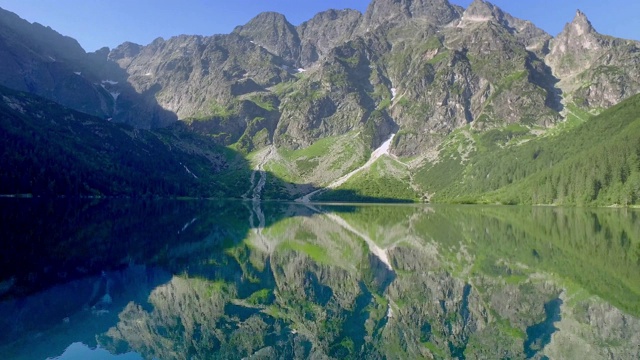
[515,135,640,205]
[427,93,640,206]
[0,86,250,198]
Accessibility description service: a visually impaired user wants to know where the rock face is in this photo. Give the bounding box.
[0,8,178,128]
[547,10,640,109]
[1,1,640,174]
[547,10,602,79]
[233,12,301,65]
[0,7,110,118]
[361,0,463,29]
[460,0,550,53]
[297,9,363,66]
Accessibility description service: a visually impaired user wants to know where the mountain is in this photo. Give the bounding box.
[0,85,249,197]
[1,0,640,204]
[0,8,108,117]
[233,12,302,65]
[297,9,363,66]
[408,92,640,205]
[362,0,463,28]
[0,8,176,128]
[547,10,640,109]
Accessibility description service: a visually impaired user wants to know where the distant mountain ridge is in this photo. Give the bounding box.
[92,0,640,151]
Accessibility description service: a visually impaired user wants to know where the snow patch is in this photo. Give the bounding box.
[298,134,396,202]
[182,164,198,179]
[100,84,120,101]
[101,80,118,85]
[144,72,153,76]
[179,217,198,233]
[370,133,395,159]
[297,68,307,73]
[391,88,397,101]
[48,56,56,62]
[250,41,268,50]
[74,72,81,76]
[526,43,541,51]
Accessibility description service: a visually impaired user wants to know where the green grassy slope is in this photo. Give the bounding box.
[417,94,640,206]
[317,156,419,203]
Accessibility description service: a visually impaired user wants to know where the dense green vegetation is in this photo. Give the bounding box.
[4,75,640,206]
[418,93,640,206]
[318,157,418,203]
[0,86,251,198]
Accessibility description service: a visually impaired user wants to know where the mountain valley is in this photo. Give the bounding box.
[2,0,640,204]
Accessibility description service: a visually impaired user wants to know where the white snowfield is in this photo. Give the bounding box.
[181,163,198,179]
[298,133,396,202]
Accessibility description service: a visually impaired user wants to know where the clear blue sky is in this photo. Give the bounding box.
[0,0,638,52]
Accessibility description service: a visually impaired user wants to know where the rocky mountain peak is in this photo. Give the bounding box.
[546,8,640,108]
[297,9,362,66]
[549,9,600,60]
[462,0,502,23]
[568,9,596,37]
[362,0,462,30]
[232,11,300,64]
[458,0,550,52]
[239,11,291,29]
[0,6,87,61]
[109,42,142,60]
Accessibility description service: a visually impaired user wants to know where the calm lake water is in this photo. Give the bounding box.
[1,199,639,359]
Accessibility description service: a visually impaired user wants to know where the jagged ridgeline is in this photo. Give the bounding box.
[1,0,640,202]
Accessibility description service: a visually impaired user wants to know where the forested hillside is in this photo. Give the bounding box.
[419,93,640,205]
[0,87,250,197]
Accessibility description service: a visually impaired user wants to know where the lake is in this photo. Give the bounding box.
[1,199,639,359]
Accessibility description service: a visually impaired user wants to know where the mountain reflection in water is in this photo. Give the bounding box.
[1,199,639,360]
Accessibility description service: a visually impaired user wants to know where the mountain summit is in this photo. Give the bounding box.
[547,9,640,108]
[571,9,597,36]
[362,0,462,29]
[459,0,549,51]
[233,12,301,65]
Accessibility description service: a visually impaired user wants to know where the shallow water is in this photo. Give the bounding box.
[1,199,639,359]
